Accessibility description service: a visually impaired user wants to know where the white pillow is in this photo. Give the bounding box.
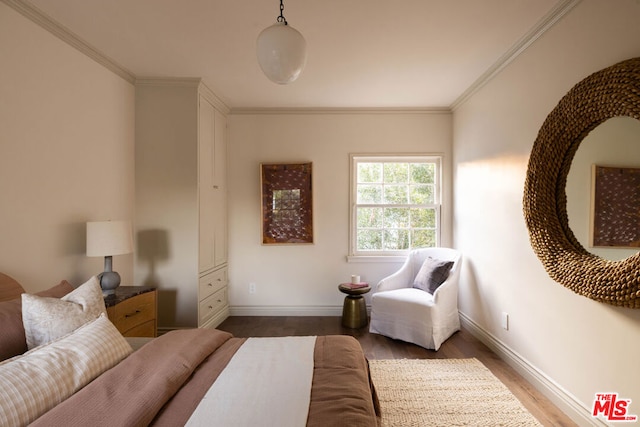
[22,276,107,349]
[0,314,132,427]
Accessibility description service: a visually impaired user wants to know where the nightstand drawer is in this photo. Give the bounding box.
[199,267,227,300]
[123,319,156,337]
[107,290,156,337]
[199,287,227,325]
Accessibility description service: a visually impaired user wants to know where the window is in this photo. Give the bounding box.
[350,155,441,257]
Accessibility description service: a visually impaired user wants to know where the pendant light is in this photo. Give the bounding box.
[256,0,307,84]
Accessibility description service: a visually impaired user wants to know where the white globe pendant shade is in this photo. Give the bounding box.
[257,22,307,84]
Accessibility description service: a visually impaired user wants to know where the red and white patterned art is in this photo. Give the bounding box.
[261,163,313,244]
[592,165,640,247]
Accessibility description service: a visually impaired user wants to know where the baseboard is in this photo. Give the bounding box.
[230,305,345,316]
[158,305,351,332]
[459,312,608,427]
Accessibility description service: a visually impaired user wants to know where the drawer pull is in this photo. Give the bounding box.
[125,310,141,318]
[217,278,222,281]
[207,283,213,287]
[208,305,213,310]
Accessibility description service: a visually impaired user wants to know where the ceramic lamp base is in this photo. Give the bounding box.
[99,256,121,295]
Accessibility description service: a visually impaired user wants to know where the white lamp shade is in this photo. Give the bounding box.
[86,220,133,257]
[257,22,307,84]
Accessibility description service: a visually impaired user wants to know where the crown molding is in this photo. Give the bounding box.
[135,77,202,87]
[4,0,580,111]
[198,81,231,114]
[135,77,230,114]
[230,107,451,115]
[450,0,582,110]
[3,0,136,84]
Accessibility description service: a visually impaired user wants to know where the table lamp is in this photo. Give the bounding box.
[86,220,133,295]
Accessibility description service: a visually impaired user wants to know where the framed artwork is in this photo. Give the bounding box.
[260,162,313,244]
[591,165,640,247]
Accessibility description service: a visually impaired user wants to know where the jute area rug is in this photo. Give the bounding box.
[369,358,542,427]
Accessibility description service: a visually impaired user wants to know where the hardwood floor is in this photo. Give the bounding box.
[217,316,578,427]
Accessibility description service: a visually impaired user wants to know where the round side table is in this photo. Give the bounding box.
[338,283,371,329]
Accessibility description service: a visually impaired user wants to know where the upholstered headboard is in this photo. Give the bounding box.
[0,272,25,302]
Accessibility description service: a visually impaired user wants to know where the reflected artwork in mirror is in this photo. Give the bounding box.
[523,57,640,308]
[566,116,640,261]
[591,165,640,248]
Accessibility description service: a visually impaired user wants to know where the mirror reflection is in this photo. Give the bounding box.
[272,189,302,227]
[566,116,640,260]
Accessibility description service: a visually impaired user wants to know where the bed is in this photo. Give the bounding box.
[0,273,380,427]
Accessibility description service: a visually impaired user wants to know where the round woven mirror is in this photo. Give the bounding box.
[523,57,640,308]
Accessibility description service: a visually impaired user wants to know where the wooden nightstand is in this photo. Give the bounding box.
[104,286,157,337]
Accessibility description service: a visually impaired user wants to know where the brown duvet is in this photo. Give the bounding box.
[29,329,379,427]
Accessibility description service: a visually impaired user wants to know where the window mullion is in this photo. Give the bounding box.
[352,155,442,256]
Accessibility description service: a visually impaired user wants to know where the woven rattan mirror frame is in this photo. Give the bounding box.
[523,57,640,308]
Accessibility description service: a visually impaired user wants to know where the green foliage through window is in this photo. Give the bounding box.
[353,157,440,254]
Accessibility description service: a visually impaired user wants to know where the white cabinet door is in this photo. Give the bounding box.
[198,96,215,189]
[212,109,227,267]
[199,187,215,272]
[213,109,227,190]
[198,96,216,273]
[213,186,227,267]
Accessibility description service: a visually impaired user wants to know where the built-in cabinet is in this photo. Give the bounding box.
[198,98,227,273]
[197,92,229,329]
[135,78,229,330]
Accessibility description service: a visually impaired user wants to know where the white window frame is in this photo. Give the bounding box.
[348,154,442,260]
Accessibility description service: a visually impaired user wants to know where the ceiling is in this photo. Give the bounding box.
[20,0,572,110]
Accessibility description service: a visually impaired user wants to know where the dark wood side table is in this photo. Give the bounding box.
[338,283,371,329]
[104,286,157,337]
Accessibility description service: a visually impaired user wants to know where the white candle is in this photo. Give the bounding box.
[351,275,360,284]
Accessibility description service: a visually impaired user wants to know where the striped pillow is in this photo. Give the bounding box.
[0,314,132,427]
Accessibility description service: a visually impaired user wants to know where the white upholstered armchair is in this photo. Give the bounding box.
[369,247,462,350]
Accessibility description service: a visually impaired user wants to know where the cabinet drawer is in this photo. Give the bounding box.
[108,291,156,336]
[123,320,156,338]
[199,267,227,300]
[199,287,227,325]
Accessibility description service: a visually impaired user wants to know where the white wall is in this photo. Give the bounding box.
[0,3,135,291]
[228,111,452,313]
[134,82,199,328]
[454,0,640,423]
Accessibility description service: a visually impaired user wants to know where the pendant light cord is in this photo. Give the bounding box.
[277,0,288,25]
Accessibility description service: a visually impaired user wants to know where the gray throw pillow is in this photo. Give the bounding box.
[413,257,454,294]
